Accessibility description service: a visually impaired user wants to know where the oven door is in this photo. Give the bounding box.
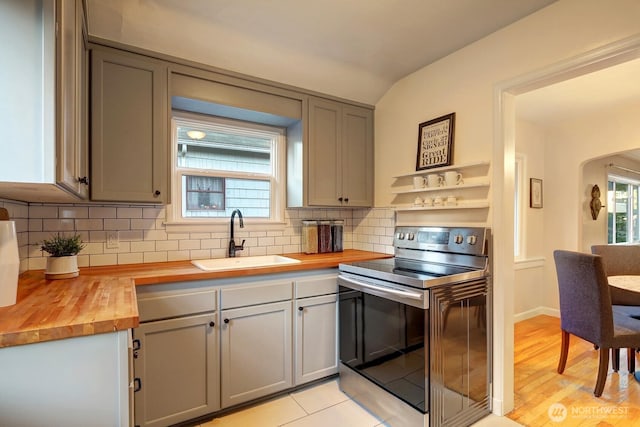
[338,272,429,414]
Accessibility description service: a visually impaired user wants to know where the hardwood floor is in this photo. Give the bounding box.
[507,315,640,426]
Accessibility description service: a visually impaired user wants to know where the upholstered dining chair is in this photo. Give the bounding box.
[553,250,640,397]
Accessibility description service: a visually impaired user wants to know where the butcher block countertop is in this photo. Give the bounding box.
[0,250,390,348]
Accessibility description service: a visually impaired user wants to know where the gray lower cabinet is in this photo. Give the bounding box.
[293,273,338,385]
[295,293,338,385]
[133,313,219,427]
[90,46,168,203]
[220,300,292,408]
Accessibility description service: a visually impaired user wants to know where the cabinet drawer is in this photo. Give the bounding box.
[221,280,292,309]
[138,290,217,322]
[294,274,338,299]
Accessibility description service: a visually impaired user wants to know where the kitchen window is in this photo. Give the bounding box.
[168,113,286,227]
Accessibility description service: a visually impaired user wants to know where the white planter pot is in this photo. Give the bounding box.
[45,255,79,280]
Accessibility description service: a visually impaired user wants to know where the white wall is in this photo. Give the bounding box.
[513,119,545,320]
[374,0,640,415]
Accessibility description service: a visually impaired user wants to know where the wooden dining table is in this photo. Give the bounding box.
[608,275,640,293]
[608,275,640,382]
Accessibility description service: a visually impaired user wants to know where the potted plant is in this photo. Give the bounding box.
[41,233,85,279]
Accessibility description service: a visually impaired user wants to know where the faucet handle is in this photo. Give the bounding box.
[238,240,246,249]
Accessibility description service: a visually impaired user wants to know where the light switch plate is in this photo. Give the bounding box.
[107,231,119,249]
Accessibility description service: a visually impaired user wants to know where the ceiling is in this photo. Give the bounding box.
[516,58,640,126]
[85,0,556,104]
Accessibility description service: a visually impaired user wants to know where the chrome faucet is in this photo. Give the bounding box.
[228,209,245,257]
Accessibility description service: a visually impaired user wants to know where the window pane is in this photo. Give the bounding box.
[181,175,270,218]
[177,127,272,174]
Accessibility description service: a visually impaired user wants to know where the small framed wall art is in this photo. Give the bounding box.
[416,112,455,171]
[530,178,543,208]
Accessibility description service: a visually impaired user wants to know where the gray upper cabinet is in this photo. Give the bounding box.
[91,46,168,203]
[0,0,89,203]
[56,0,89,199]
[307,97,373,207]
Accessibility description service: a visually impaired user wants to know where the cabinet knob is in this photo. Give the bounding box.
[224,318,230,324]
[338,197,343,202]
[154,190,161,196]
[344,197,349,203]
[298,306,304,312]
[78,176,89,185]
[209,321,215,327]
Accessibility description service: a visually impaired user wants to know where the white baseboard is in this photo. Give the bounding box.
[514,306,559,323]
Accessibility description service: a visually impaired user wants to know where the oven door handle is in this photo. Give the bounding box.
[339,275,424,300]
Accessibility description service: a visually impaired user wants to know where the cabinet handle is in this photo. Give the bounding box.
[154,190,161,196]
[133,378,142,392]
[344,197,349,203]
[132,338,141,359]
[224,318,230,324]
[298,306,304,312]
[209,321,215,327]
[338,197,343,202]
[78,176,89,185]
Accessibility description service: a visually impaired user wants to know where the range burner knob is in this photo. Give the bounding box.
[407,232,415,240]
[397,232,405,240]
[467,235,478,245]
[454,234,464,244]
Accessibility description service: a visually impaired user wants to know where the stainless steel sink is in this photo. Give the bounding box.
[191,255,301,271]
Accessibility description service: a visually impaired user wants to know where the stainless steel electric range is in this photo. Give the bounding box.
[338,226,492,427]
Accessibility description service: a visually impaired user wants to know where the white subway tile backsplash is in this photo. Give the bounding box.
[75,219,104,231]
[144,251,168,263]
[17,203,395,269]
[89,207,117,218]
[179,240,201,250]
[130,241,157,252]
[30,205,58,218]
[156,240,179,251]
[118,253,144,265]
[90,254,118,266]
[117,207,143,219]
[104,219,130,230]
[42,219,75,232]
[130,219,157,230]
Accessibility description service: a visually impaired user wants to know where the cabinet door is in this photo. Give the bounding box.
[307,97,342,206]
[133,313,219,427]
[220,301,292,408]
[295,294,338,385]
[341,105,373,206]
[56,0,88,198]
[91,47,167,203]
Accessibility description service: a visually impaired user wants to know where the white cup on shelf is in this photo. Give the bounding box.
[443,171,463,186]
[413,176,426,189]
[433,196,443,206]
[423,197,433,207]
[413,196,423,206]
[427,174,442,188]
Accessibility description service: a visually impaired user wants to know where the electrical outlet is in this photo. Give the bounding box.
[106,231,119,249]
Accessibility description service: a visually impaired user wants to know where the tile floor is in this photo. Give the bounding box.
[197,378,522,427]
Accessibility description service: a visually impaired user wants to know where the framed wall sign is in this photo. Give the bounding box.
[416,112,455,171]
[530,178,543,208]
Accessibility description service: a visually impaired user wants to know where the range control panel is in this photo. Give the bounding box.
[393,226,488,256]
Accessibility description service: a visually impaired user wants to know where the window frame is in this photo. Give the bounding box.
[166,111,287,232]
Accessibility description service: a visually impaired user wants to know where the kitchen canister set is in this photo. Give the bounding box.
[302,220,344,254]
[0,207,19,307]
[413,170,464,207]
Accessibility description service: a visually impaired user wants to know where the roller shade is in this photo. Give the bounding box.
[171,73,302,120]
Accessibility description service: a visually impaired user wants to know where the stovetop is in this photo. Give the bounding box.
[338,226,490,289]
